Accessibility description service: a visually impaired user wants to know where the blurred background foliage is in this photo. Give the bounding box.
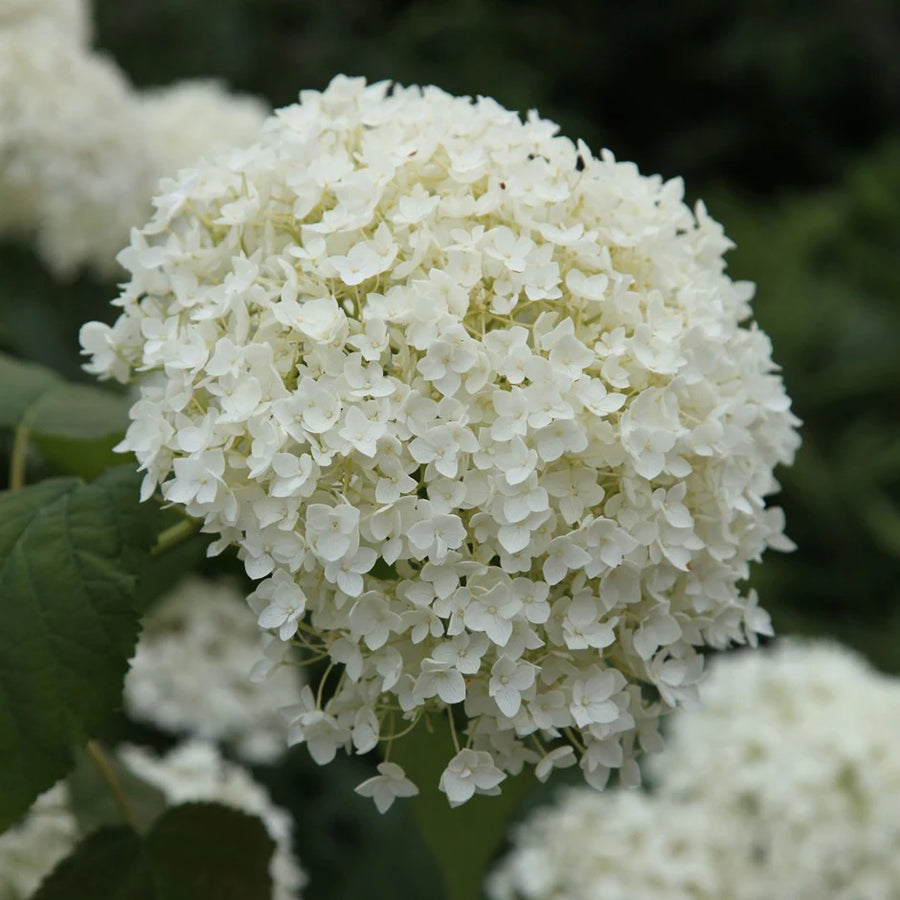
[1,1,898,896]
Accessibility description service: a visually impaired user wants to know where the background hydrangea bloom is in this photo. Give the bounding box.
[0,784,77,900]
[0,11,267,277]
[0,0,91,45]
[124,576,302,763]
[82,75,800,805]
[491,641,900,899]
[0,25,149,268]
[136,80,270,179]
[487,788,719,900]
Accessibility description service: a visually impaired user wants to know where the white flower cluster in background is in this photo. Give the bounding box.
[650,640,900,898]
[0,784,77,900]
[137,80,274,180]
[120,741,306,899]
[0,741,305,899]
[0,0,90,45]
[124,576,302,763]
[488,787,719,900]
[490,641,900,899]
[82,75,800,807]
[0,1,268,277]
[0,26,154,273]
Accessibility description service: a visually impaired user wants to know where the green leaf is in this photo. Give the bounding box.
[33,434,129,482]
[66,746,168,836]
[0,351,130,439]
[34,804,275,900]
[0,466,161,831]
[144,803,275,899]
[391,715,532,900]
[0,351,130,478]
[32,826,152,899]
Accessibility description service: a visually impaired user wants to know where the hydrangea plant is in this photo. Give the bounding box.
[81,75,800,809]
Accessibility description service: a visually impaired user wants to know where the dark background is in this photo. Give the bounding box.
[2,2,898,896]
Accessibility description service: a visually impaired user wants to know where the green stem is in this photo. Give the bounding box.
[86,740,137,829]
[151,516,200,556]
[9,426,28,490]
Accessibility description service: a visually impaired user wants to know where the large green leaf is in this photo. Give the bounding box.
[0,351,131,478]
[391,715,531,900]
[0,352,130,439]
[34,803,274,900]
[33,826,153,900]
[0,467,160,831]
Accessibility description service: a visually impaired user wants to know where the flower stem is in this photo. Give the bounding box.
[151,516,200,556]
[86,740,137,829]
[446,707,461,754]
[9,426,28,490]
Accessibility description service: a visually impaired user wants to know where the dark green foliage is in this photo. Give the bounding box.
[33,803,274,900]
[712,141,900,672]
[0,351,131,480]
[92,0,898,193]
[0,468,160,830]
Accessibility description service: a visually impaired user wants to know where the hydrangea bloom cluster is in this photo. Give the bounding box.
[0,23,148,263]
[0,0,90,45]
[0,741,305,899]
[487,787,719,900]
[0,784,77,899]
[650,640,900,898]
[490,641,900,899]
[137,80,271,180]
[0,6,267,276]
[82,76,800,806]
[124,576,302,763]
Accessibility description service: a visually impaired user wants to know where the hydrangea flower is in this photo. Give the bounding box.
[490,641,900,899]
[0,741,305,899]
[0,11,267,276]
[0,0,91,45]
[0,784,77,899]
[650,640,900,898]
[81,76,800,806]
[487,788,719,900]
[354,761,419,814]
[0,23,149,267]
[124,576,302,763]
[136,80,270,180]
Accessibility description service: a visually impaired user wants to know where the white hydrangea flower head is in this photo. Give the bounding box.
[124,576,302,763]
[81,75,800,806]
[0,0,91,46]
[487,787,721,900]
[0,784,77,899]
[118,740,306,899]
[0,25,154,273]
[0,21,268,276]
[649,640,900,899]
[493,641,900,899]
[137,80,270,180]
